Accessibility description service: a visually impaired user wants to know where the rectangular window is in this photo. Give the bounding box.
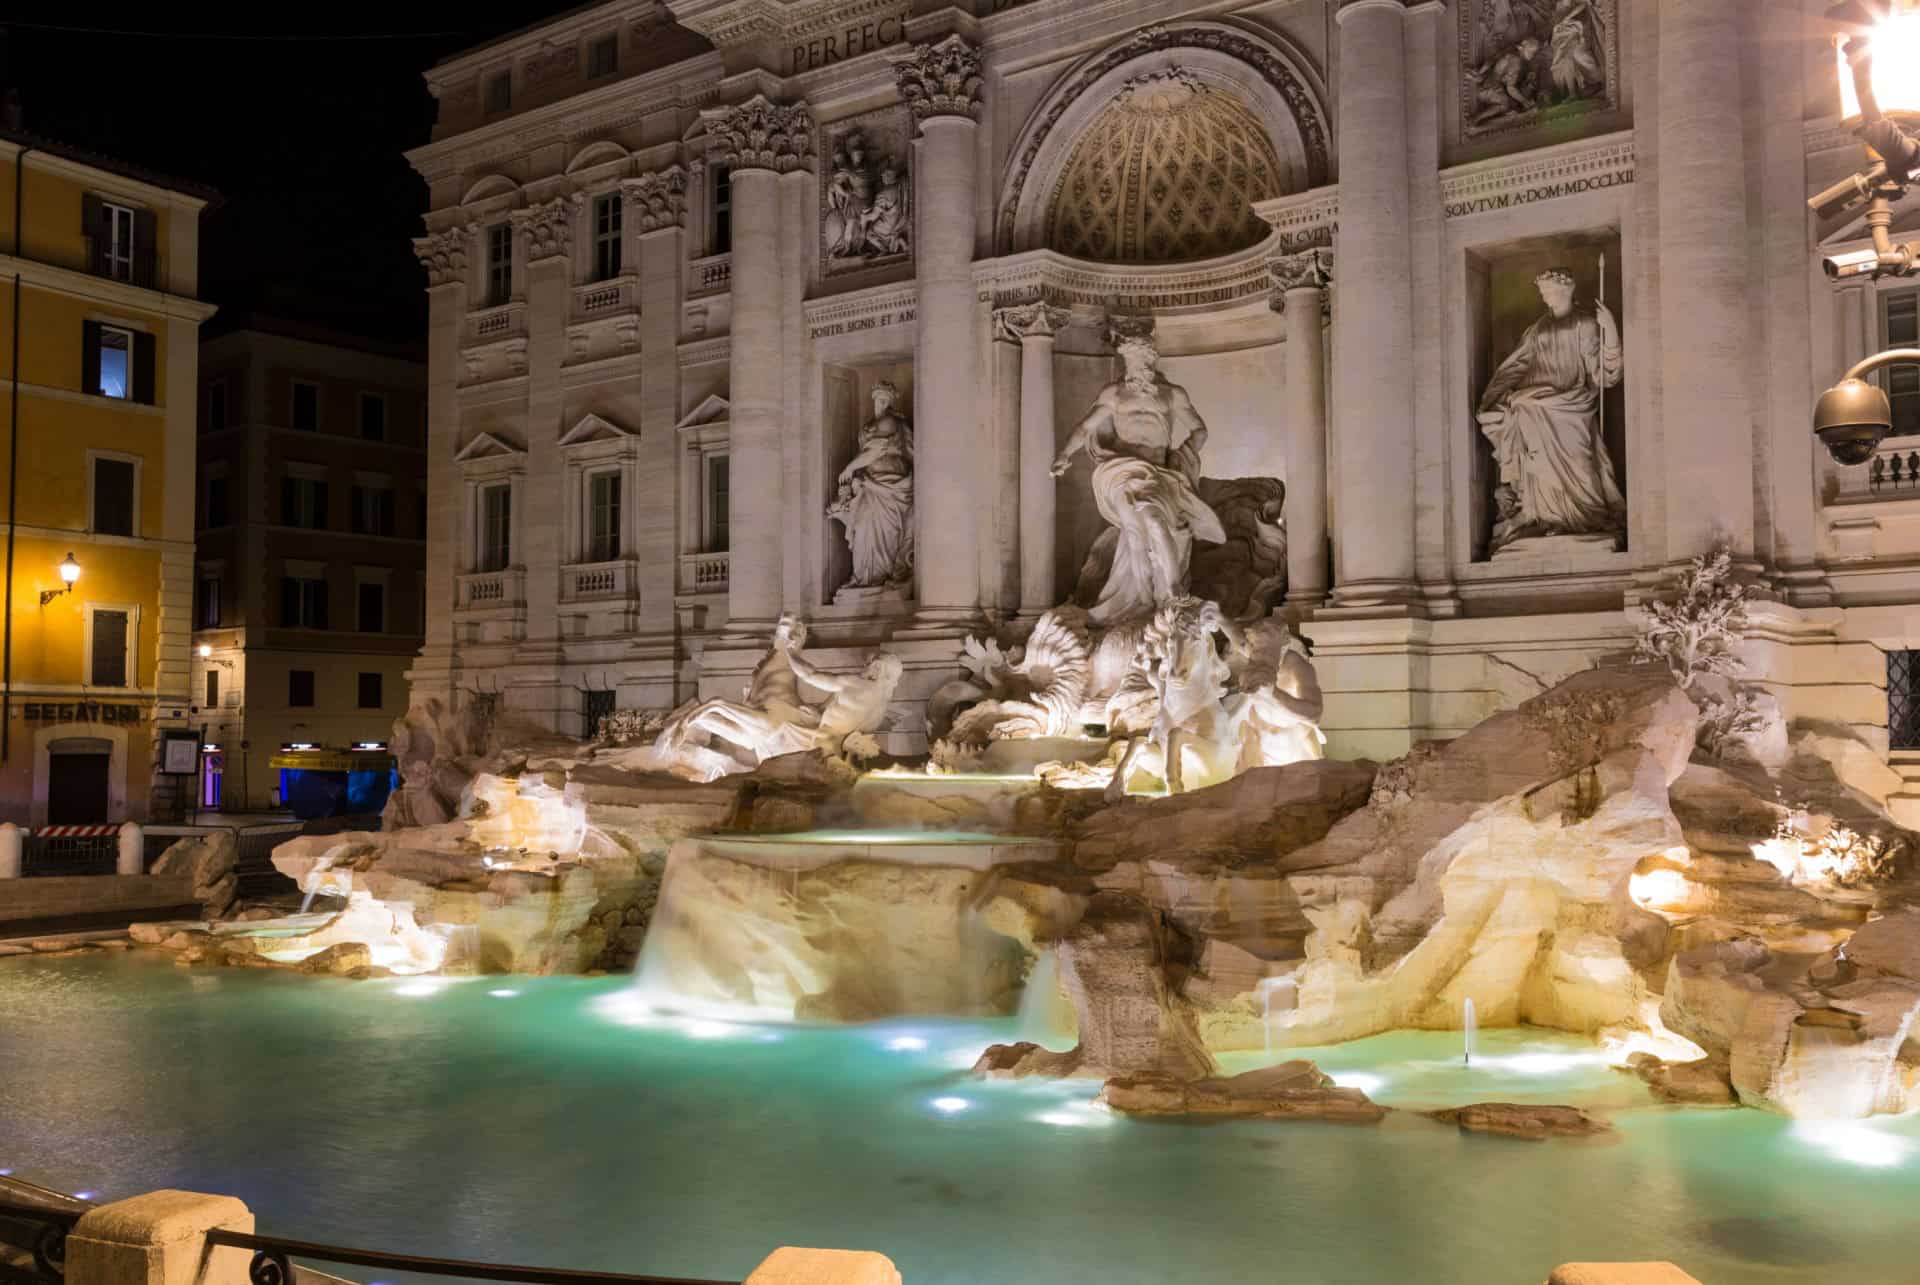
[197,576,221,629]
[291,381,319,431]
[707,455,730,552]
[587,33,618,79]
[484,72,511,114]
[583,688,616,739]
[711,165,732,255]
[281,575,328,629]
[1893,651,1920,750]
[206,475,229,528]
[1884,291,1920,440]
[359,392,387,441]
[587,471,621,562]
[352,484,395,536]
[89,609,129,688]
[281,476,329,529]
[95,324,132,399]
[92,457,135,537]
[103,201,135,281]
[479,483,512,572]
[289,669,315,707]
[358,582,385,634]
[593,192,622,281]
[486,222,512,307]
[204,668,219,709]
[206,379,228,432]
[358,671,384,710]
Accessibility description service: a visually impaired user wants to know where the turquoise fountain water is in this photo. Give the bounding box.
[6,952,1920,1284]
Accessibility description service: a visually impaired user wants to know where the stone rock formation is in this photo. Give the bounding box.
[1422,1102,1612,1140]
[150,830,239,919]
[1097,1060,1385,1122]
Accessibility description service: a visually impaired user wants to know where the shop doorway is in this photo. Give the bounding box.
[47,749,110,824]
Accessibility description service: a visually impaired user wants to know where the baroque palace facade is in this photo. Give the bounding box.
[405,0,1920,797]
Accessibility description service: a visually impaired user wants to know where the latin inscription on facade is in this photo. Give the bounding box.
[791,16,903,74]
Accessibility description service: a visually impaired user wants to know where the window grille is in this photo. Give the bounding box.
[583,689,616,739]
[1891,650,1920,750]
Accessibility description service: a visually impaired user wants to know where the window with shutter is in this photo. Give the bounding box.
[205,379,227,431]
[89,324,132,399]
[291,381,319,431]
[91,457,136,537]
[205,669,219,708]
[132,331,155,405]
[360,393,386,441]
[90,610,129,687]
[206,476,229,528]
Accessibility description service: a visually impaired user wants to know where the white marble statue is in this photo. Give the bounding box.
[1053,331,1225,626]
[1475,267,1624,554]
[827,381,915,590]
[620,614,901,781]
[1101,599,1325,800]
[824,131,910,263]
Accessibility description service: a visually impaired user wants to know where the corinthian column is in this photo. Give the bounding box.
[995,303,1072,617]
[1329,0,1418,610]
[895,35,985,630]
[704,96,814,639]
[625,166,688,665]
[512,196,576,682]
[1658,0,1752,564]
[1273,249,1333,610]
[409,224,472,706]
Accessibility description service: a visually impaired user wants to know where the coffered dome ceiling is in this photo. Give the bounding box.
[1044,72,1284,265]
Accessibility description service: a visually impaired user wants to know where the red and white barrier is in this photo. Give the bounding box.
[35,824,122,838]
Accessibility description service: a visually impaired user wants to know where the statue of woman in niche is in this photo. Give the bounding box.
[1476,267,1624,554]
[828,380,915,589]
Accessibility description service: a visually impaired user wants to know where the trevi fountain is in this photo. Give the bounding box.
[15,1,1920,1282]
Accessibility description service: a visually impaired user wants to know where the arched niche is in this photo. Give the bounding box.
[998,21,1331,257]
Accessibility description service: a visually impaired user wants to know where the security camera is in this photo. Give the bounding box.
[1813,376,1893,466]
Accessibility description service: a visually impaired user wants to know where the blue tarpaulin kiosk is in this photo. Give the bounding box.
[269,747,398,820]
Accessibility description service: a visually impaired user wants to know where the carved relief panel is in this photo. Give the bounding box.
[820,109,913,279]
[1459,0,1618,140]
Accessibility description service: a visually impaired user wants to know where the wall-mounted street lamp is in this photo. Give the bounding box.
[1813,3,1920,464]
[38,552,80,606]
[197,642,234,670]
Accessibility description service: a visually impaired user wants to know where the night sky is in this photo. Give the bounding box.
[3,7,579,346]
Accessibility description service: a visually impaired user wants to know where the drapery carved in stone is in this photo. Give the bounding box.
[822,121,911,269]
[1460,0,1616,137]
[512,197,575,261]
[412,226,472,287]
[623,166,689,234]
[1045,70,1284,264]
[893,35,983,123]
[993,302,1072,343]
[706,95,815,173]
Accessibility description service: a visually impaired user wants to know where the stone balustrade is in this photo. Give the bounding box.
[687,253,731,297]
[455,568,526,610]
[573,275,635,321]
[561,559,634,602]
[678,552,729,594]
[465,301,527,348]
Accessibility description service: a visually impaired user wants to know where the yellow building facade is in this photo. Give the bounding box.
[0,134,215,826]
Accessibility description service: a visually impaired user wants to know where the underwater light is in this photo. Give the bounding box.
[393,980,446,998]
[1793,1119,1913,1168]
[1329,1071,1386,1095]
[0,1169,11,1176]
[887,1035,929,1052]
[71,1192,96,1201]
[488,989,519,998]
[681,1019,737,1040]
[930,1096,971,1115]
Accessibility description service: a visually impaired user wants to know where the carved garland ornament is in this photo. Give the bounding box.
[998,24,1330,254]
[707,95,815,173]
[893,35,983,123]
[412,226,472,287]
[512,197,574,260]
[1271,247,1333,293]
[624,166,689,234]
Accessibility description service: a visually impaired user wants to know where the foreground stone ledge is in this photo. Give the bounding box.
[745,1247,902,1285]
[65,1189,254,1285]
[1424,1102,1612,1140]
[1546,1265,1702,1285]
[1097,1061,1387,1123]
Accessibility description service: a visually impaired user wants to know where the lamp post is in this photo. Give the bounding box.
[1812,3,1920,463]
[38,552,79,606]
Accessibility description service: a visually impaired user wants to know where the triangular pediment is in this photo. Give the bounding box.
[558,412,637,446]
[672,394,730,431]
[454,430,526,462]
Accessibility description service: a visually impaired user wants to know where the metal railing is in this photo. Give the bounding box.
[19,835,117,878]
[0,1189,87,1284]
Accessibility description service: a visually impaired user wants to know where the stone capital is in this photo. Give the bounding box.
[622,165,690,235]
[893,35,983,124]
[511,196,575,261]
[411,225,472,288]
[993,302,1071,343]
[704,94,815,174]
[1271,248,1334,299]
[1335,0,1409,24]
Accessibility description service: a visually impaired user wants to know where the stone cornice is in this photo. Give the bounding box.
[623,166,691,233]
[1335,0,1410,22]
[1252,186,1338,253]
[974,236,1280,316]
[679,335,732,367]
[892,35,983,123]
[1438,131,1634,217]
[1805,115,1863,156]
[0,253,220,323]
[703,94,817,172]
